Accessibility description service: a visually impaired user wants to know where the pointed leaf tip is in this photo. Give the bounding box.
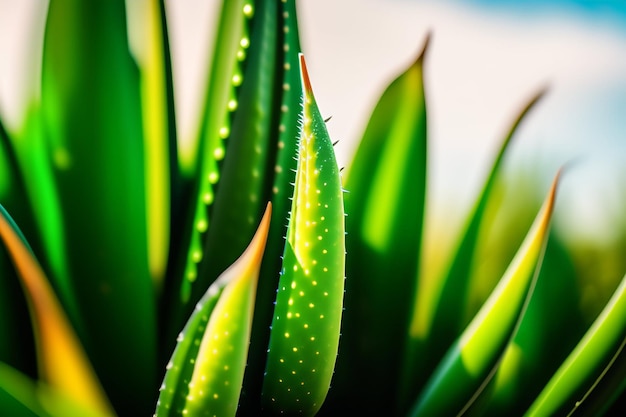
[236,202,272,274]
[418,31,432,62]
[155,203,271,417]
[298,54,312,94]
[409,170,561,416]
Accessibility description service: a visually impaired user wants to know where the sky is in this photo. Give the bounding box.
[1,0,625,243]
[296,0,626,243]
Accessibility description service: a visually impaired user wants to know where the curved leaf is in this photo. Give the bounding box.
[403,87,547,404]
[41,1,157,412]
[155,203,271,417]
[0,118,37,376]
[409,171,560,416]
[486,233,584,414]
[525,271,626,416]
[0,205,114,416]
[163,0,255,341]
[328,35,429,415]
[262,55,346,416]
[199,0,278,305]
[136,0,177,289]
[0,362,110,417]
[240,0,305,413]
[0,362,50,417]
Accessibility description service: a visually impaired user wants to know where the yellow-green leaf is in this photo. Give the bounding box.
[333,35,428,415]
[0,205,114,416]
[409,171,560,416]
[156,203,271,417]
[0,362,110,417]
[262,54,346,416]
[525,271,626,416]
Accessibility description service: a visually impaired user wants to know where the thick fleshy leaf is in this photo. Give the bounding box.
[134,0,177,289]
[0,362,110,417]
[325,36,429,415]
[409,172,560,416]
[198,0,278,307]
[0,205,114,416]
[163,0,254,341]
[261,55,345,416]
[525,271,626,416]
[0,362,50,417]
[0,118,37,376]
[176,1,254,177]
[155,203,271,417]
[3,106,72,321]
[239,1,306,413]
[402,88,547,405]
[485,233,585,414]
[40,1,158,412]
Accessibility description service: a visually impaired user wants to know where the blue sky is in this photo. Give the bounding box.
[298,0,626,243]
[468,0,626,15]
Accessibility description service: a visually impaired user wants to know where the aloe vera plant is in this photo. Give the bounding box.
[1,1,625,416]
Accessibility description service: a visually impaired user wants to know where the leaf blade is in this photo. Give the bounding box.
[525,271,626,416]
[402,88,548,403]
[41,1,158,411]
[156,203,271,417]
[0,205,114,416]
[262,55,346,416]
[330,36,429,415]
[409,172,560,416]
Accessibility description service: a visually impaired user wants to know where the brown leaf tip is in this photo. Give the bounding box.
[299,53,313,94]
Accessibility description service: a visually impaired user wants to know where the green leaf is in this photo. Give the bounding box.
[198,0,278,305]
[155,204,271,417]
[177,0,254,177]
[326,35,429,415]
[0,362,111,417]
[135,0,177,290]
[525,271,626,416]
[409,172,560,416]
[239,0,306,413]
[40,1,157,412]
[0,205,114,416]
[486,233,585,414]
[403,87,547,402]
[0,362,50,417]
[2,105,72,323]
[261,55,346,416]
[162,0,255,337]
[0,118,37,376]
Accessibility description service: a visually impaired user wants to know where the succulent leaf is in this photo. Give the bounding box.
[409,172,560,416]
[239,1,306,413]
[0,205,114,416]
[0,362,51,417]
[40,1,159,413]
[155,204,271,417]
[199,0,278,303]
[163,0,255,335]
[0,117,37,375]
[136,0,176,289]
[486,233,584,414]
[0,362,110,417]
[2,105,71,321]
[525,271,626,416]
[261,55,346,416]
[327,36,429,415]
[402,88,547,403]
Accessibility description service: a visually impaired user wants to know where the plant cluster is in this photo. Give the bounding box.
[0,1,625,416]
